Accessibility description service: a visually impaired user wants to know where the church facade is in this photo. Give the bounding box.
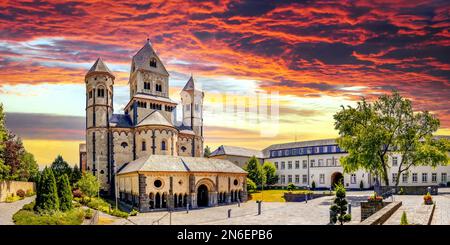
[82,40,247,211]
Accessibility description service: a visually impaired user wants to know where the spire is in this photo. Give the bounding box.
[131,39,169,76]
[86,57,114,78]
[182,74,196,91]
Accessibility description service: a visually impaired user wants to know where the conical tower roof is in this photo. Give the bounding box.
[86,58,114,78]
[182,75,196,91]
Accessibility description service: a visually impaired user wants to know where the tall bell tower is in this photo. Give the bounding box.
[181,75,204,156]
[85,58,114,193]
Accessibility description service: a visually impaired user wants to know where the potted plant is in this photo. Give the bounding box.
[367,192,383,202]
[423,192,433,205]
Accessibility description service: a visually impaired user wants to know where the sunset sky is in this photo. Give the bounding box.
[0,0,449,167]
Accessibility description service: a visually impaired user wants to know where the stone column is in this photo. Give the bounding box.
[168,176,174,210]
[189,174,197,208]
[209,191,218,206]
[226,177,231,203]
[241,177,248,202]
[138,174,149,212]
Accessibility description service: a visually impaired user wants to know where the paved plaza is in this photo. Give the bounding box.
[0,190,448,225]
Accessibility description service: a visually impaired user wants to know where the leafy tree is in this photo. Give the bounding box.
[334,91,450,187]
[35,167,59,212]
[203,145,211,157]
[51,155,72,178]
[400,211,408,225]
[2,131,25,180]
[244,156,266,188]
[57,174,73,211]
[76,172,100,200]
[330,184,351,225]
[0,104,8,180]
[262,161,278,185]
[70,165,82,185]
[246,178,257,192]
[17,152,39,182]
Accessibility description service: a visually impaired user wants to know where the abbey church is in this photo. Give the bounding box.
[81,40,247,212]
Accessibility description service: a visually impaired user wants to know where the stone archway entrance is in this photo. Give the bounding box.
[197,184,208,207]
[331,172,344,188]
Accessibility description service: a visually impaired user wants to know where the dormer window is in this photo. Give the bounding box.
[150,58,157,68]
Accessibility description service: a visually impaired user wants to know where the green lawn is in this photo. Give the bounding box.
[249,189,313,202]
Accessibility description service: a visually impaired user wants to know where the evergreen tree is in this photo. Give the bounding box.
[34,167,59,212]
[57,174,73,211]
[51,155,72,178]
[262,162,278,185]
[244,156,266,188]
[203,145,211,157]
[330,184,351,225]
[70,165,82,185]
[400,211,408,225]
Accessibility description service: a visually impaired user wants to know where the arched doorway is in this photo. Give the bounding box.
[197,184,209,207]
[331,172,344,188]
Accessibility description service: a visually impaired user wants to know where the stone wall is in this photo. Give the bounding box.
[0,181,35,202]
[361,201,391,221]
[380,185,439,195]
[359,201,402,225]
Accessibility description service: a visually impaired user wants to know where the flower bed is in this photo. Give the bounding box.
[367,193,383,203]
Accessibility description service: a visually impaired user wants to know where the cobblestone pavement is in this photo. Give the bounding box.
[0,196,35,225]
[384,194,450,225]
[127,192,371,225]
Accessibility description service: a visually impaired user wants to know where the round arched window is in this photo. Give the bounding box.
[233,179,238,186]
[154,179,162,188]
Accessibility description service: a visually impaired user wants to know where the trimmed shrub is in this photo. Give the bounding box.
[359,180,364,190]
[5,195,22,203]
[287,183,296,192]
[311,180,316,190]
[23,201,35,211]
[330,184,351,225]
[130,209,138,216]
[57,174,73,211]
[16,189,26,198]
[34,167,59,212]
[84,209,93,219]
[400,211,408,225]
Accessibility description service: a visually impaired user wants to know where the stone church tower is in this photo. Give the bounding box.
[181,75,204,157]
[83,40,206,194]
[85,58,114,192]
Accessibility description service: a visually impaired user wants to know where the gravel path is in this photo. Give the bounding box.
[0,196,35,225]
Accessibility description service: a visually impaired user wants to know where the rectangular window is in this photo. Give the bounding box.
[402,173,408,183]
[88,90,93,99]
[392,173,398,184]
[302,160,307,169]
[310,160,315,167]
[278,150,282,156]
[281,175,285,184]
[323,146,327,153]
[351,174,356,184]
[442,173,448,183]
[292,149,297,155]
[319,174,325,184]
[412,173,418,183]
[392,156,398,166]
[295,175,299,184]
[326,159,332,166]
[288,161,292,169]
[281,162,285,169]
[142,141,146,151]
[318,159,323,167]
[285,150,290,156]
[274,162,278,169]
[315,147,319,154]
[422,173,428,183]
[295,161,300,169]
[432,173,437,183]
[288,175,292,183]
[302,175,307,184]
[334,158,339,166]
